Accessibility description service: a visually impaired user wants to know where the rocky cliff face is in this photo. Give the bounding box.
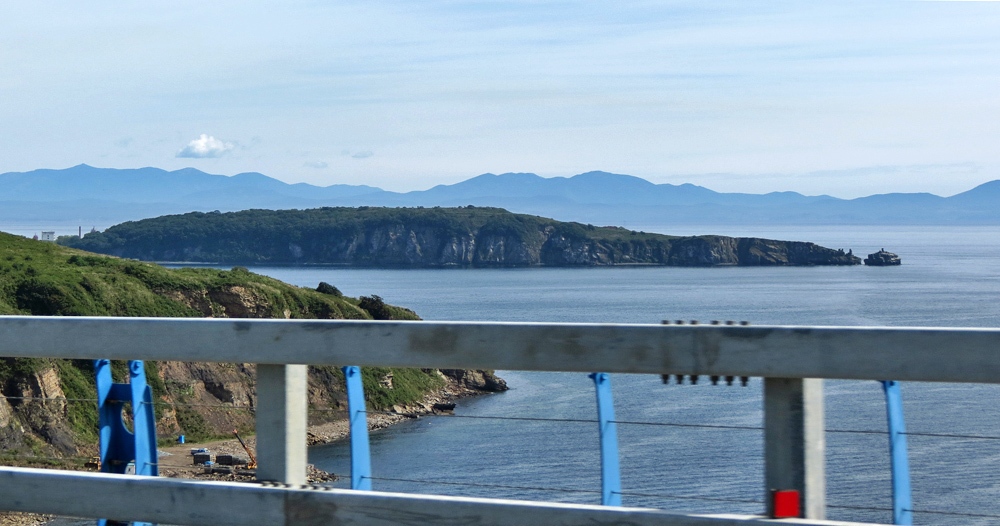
[302,226,544,267]
[665,237,860,266]
[66,207,862,267]
[140,228,860,267]
[0,366,78,455]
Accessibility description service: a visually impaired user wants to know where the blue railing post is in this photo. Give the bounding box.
[589,372,622,506]
[881,380,913,525]
[95,359,157,526]
[343,366,372,490]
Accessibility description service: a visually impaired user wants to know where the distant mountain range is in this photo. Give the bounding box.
[2,164,999,226]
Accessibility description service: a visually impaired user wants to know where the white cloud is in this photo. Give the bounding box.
[340,150,374,159]
[176,134,234,158]
[5,2,1000,194]
[304,160,328,168]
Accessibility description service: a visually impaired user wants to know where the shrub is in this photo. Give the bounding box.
[316,282,343,297]
[359,295,392,320]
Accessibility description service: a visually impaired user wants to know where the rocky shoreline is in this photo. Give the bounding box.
[158,368,506,482]
[305,369,505,446]
[0,371,507,526]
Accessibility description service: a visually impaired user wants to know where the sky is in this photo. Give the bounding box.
[2,1,999,198]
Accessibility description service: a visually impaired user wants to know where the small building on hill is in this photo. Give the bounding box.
[40,231,56,242]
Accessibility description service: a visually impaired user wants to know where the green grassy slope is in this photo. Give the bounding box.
[1,232,376,318]
[0,232,442,454]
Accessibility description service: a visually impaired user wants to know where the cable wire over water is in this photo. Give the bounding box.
[10,396,1000,441]
[10,391,1000,520]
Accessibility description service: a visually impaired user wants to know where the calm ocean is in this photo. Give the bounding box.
[221,225,1000,525]
[13,223,1000,524]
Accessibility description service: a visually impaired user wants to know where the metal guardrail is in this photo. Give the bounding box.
[2,317,999,382]
[2,316,997,525]
[0,467,848,526]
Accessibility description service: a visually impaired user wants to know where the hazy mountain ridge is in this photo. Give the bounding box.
[2,165,998,226]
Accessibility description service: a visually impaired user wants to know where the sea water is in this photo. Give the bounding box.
[37,223,1000,524]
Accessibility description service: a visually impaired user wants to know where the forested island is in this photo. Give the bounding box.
[0,232,504,458]
[60,206,860,267]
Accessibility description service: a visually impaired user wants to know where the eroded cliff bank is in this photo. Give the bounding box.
[0,232,505,460]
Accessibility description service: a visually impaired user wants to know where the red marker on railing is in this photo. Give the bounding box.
[770,489,801,519]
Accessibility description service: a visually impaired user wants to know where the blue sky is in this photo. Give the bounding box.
[2,1,998,197]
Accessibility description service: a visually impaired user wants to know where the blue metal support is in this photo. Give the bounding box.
[589,372,622,506]
[343,366,372,490]
[881,380,913,525]
[95,359,158,526]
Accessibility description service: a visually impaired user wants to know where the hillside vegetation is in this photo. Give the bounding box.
[60,206,861,267]
[0,232,502,461]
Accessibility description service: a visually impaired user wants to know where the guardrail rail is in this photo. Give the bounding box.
[1,316,998,525]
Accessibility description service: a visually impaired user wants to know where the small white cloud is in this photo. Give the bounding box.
[176,134,234,158]
[340,149,374,159]
[304,161,328,169]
